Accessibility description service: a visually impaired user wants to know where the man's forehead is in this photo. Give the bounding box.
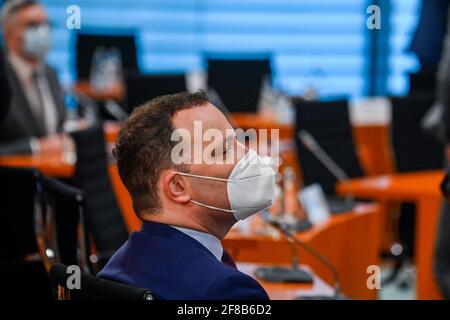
[172,102,231,132]
[18,4,47,21]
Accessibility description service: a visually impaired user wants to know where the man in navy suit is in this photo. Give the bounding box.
[98,91,275,300]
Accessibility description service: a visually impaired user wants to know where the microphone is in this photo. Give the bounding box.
[298,130,355,212]
[104,99,128,122]
[267,218,342,299]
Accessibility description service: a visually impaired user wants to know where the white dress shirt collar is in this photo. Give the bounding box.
[8,53,43,83]
[172,226,223,261]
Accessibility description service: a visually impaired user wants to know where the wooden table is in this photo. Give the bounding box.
[224,204,380,300]
[237,263,334,300]
[73,80,125,102]
[336,170,445,300]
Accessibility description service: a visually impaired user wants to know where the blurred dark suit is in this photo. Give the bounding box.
[0,52,66,154]
[409,0,450,93]
[435,5,450,300]
[0,47,10,122]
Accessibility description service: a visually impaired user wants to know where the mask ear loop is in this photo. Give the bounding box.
[173,172,236,213]
[174,171,230,183]
[190,200,236,213]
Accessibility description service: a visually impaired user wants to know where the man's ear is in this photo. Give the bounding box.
[162,170,191,204]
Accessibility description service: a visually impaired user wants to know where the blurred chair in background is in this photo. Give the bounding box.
[390,95,443,172]
[384,94,444,288]
[124,73,186,113]
[206,55,272,113]
[0,166,52,299]
[74,31,139,120]
[70,125,129,272]
[36,175,87,271]
[293,98,363,211]
[75,31,138,81]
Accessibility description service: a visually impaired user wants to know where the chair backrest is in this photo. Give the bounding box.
[206,56,272,113]
[390,95,444,172]
[125,73,187,113]
[49,263,154,300]
[75,32,138,80]
[37,176,87,269]
[293,98,363,194]
[70,126,128,260]
[0,166,53,298]
[0,166,40,261]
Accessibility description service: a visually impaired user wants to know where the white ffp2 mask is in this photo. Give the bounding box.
[24,25,51,60]
[175,149,276,220]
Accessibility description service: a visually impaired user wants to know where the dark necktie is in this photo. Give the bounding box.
[221,250,237,269]
[31,70,47,133]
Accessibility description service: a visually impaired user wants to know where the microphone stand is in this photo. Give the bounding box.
[298,130,356,213]
[254,218,313,284]
[268,219,342,299]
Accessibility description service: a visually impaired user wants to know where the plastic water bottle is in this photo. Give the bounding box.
[61,93,78,165]
[89,47,123,91]
[63,93,79,133]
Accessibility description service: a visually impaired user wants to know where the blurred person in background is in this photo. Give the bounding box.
[0,45,11,121]
[409,0,450,94]
[0,0,66,155]
[435,4,450,300]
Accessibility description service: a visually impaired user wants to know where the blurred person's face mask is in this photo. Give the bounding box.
[23,25,51,60]
[175,149,276,220]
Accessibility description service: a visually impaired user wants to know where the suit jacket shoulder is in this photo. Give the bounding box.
[98,221,269,300]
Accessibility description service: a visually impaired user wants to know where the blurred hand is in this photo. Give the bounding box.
[37,133,65,154]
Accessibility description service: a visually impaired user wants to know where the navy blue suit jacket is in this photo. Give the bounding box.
[98,221,269,300]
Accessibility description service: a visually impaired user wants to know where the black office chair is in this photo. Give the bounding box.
[71,126,129,272]
[75,31,138,80]
[206,55,272,113]
[0,166,52,299]
[385,95,444,287]
[125,73,187,113]
[390,95,443,172]
[49,263,154,300]
[293,98,363,212]
[36,175,91,271]
[391,94,443,258]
